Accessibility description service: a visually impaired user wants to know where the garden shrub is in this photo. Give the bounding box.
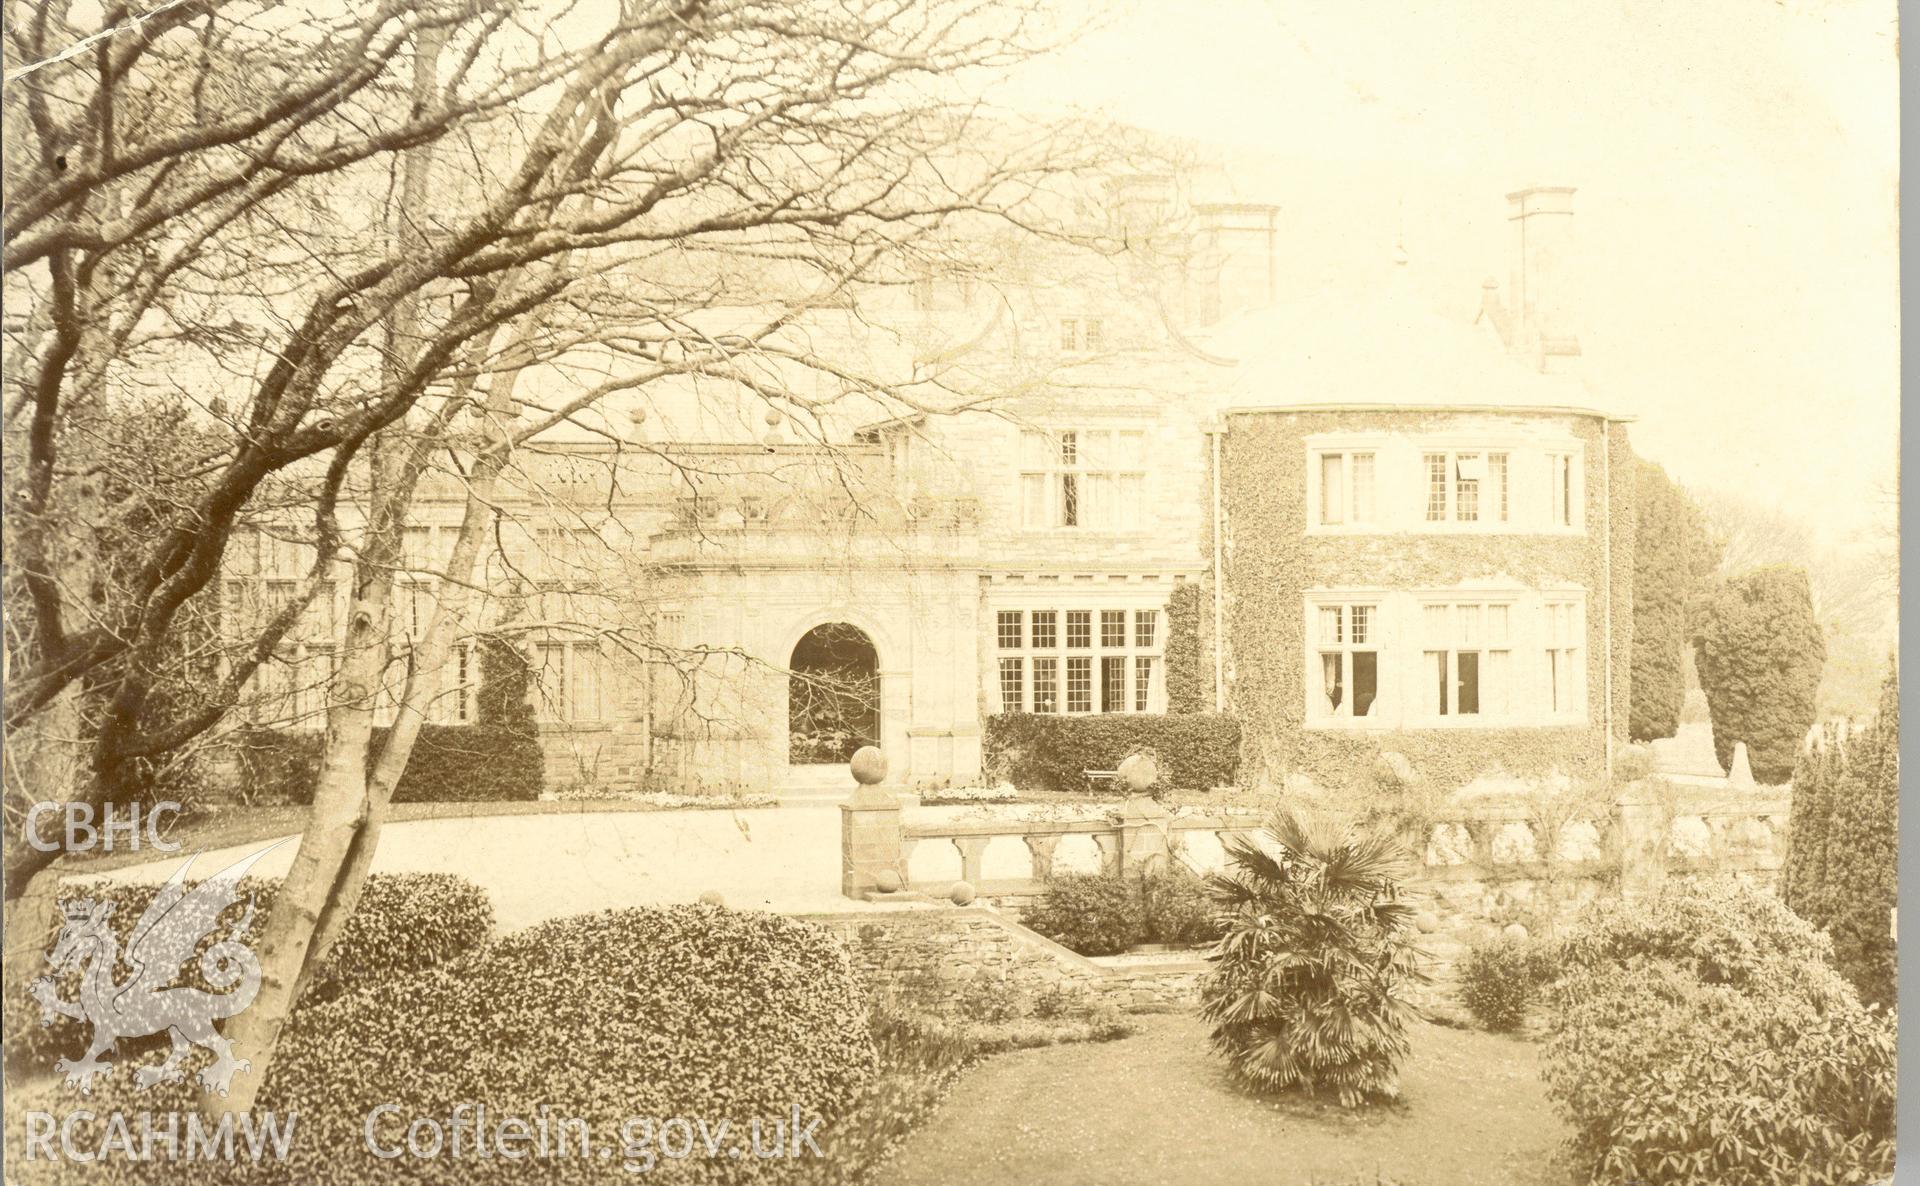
[1455,935,1552,1032]
[1541,880,1895,1185]
[6,872,492,1073]
[231,722,544,804]
[1021,873,1147,955]
[983,712,1240,794]
[1784,662,1898,1008]
[1140,866,1221,945]
[1199,808,1426,1106]
[35,905,875,1186]
[1693,566,1825,783]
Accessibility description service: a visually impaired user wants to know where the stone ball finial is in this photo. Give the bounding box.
[851,746,888,786]
[949,881,976,906]
[764,406,783,428]
[1118,753,1158,793]
[873,868,902,894]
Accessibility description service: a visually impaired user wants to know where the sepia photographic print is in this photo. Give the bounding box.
[0,1,1904,1184]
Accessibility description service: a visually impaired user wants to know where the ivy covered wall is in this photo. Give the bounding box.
[1217,407,1634,793]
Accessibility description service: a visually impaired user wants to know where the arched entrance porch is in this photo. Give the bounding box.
[787,622,881,766]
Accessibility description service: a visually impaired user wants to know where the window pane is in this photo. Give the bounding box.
[1489,453,1509,521]
[1352,453,1376,523]
[1353,651,1378,717]
[998,657,1024,712]
[537,643,566,721]
[1456,452,1481,521]
[1032,611,1058,649]
[570,646,603,720]
[1059,430,1078,465]
[1083,472,1111,529]
[1021,473,1047,528]
[1033,658,1059,713]
[1320,453,1344,525]
[997,611,1023,649]
[1101,610,1127,648]
[1061,473,1079,527]
[1116,473,1143,529]
[1085,319,1103,351]
[1319,605,1343,646]
[1457,651,1480,715]
[1485,649,1509,716]
[1321,652,1344,713]
[1423,604,1450,645]
[1060,319,1078,351]
[1021,430,1050,469]
[1101,655,1126,713]
[1425,453,1448,521]
[1458,603,1481,646]
[1066,656,1092,713]
[1349,604,1372,646]
[1119,431,1147,469]
[1486,604,1509,645]
[1066,611,1091,648]
[1134,610,1157,649]
[1428,651,1447,715]
[1134,656,1153,712]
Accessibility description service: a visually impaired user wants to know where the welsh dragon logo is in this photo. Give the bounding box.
[30,842,286,1096]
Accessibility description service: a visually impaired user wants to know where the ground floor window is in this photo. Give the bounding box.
[1304,592,1583,728]
[992,605,1163,714]
[536,640,609,724]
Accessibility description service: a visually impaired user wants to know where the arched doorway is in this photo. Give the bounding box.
[788,623,880,765]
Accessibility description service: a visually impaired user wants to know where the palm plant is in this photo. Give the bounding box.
[1199,806,1429,1106]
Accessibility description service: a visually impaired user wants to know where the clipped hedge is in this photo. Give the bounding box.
[1541,880,1895,1185]
[26,905,877,1186]
[1022,869,1221,955]
[6,872,492,1072]
[1694,566,1825,783]
[982,712,1240,794]
[232,722,543,804]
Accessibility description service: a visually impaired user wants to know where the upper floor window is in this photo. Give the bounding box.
[1059,318,1104,353]
[1423,451,1509,524]
[1019,428,1146,530]
[1548,452,1577,527]
[1317,451,1377,526]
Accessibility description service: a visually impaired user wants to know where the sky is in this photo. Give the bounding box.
[986,0,1900,553]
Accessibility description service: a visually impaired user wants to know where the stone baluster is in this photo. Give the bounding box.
[1023,834,1061,882]
[953,836,992,888]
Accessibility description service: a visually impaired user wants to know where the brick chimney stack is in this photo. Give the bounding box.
[1193,202,1279,325]
[1500,185,1581,370]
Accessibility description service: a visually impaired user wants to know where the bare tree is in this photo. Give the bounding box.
[5,0,1129,1109]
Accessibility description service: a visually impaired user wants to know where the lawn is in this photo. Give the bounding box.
[881,1013,1569,1186]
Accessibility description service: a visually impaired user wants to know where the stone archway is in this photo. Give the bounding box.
[788,623,881,766]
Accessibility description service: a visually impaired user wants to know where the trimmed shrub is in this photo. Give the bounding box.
[1541,880,1895,1185]
[983,712,1240,794]
[230,722,543,804]
[1200,808,1426,1106]
[1163,581,1206,714]
[6,872,492,1072]
[1140,866,1221,945]
[1693,566,1825,783]
[1629,460,1719,742]
[1785,662,1898,1007]
[1455,935,1552,1032]
[1021,873,1146,955]
[29,905,876,1186]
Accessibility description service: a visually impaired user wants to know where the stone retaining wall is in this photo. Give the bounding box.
[794,908,1205,1013]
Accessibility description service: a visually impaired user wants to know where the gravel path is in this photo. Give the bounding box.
[883,1013,1569,1186]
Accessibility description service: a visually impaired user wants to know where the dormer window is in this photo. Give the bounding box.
[1059,318,1104,354]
